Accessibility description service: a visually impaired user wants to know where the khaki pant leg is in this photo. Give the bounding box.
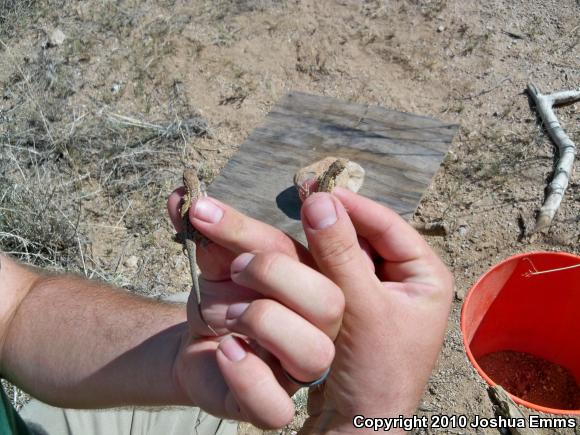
[20,400,238,435]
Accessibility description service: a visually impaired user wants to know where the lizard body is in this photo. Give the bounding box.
[180,168,217,336]
[317,158,348,193]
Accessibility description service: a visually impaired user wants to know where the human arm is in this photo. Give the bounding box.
[0,255,189,408]
[0,182,452,431]
[0,191,341,426]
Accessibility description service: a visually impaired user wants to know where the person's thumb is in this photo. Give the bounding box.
[301,193,376,292]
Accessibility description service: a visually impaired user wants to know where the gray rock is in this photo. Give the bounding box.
[48,28,66,47]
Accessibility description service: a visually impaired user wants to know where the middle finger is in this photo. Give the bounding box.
[225,298,335,384]
[230,251,345,338]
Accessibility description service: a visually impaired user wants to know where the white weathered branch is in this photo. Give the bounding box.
[527,83,580,233]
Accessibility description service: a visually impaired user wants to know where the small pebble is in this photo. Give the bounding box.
[123,255,139,269]
[48,28,66,46]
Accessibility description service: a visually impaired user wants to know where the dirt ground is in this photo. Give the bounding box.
[1,0,579,433]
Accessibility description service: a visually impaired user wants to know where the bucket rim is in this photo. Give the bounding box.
[460,250,580,415]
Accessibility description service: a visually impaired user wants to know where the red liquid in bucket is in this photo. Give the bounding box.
[461,252,580,415]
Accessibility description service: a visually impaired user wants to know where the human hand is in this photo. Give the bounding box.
[166,186,453,432]
[167,189,344,428]
[297,188,453,433]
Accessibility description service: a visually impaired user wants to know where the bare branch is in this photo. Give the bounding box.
[488,386,540,435]
[526,83,579,233]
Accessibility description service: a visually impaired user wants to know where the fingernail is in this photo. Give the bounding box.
[193,198,224,224]
[231,253,255,274]
[226,302,250,320]
[219,335,247,362]
[304,193,337,230]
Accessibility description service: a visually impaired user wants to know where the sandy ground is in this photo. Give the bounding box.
[1,0,579,433]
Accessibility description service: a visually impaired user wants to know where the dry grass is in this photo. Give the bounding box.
[0,151,84,267]
[0,0,38,38]
[0,0,219,412]
[1,380,28,412]
[206,0,287,19]
[1,16,214,269]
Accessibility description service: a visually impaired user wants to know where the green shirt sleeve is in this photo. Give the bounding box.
[0,385,31,435]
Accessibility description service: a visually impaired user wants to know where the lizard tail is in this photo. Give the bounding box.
[187,238,218,337]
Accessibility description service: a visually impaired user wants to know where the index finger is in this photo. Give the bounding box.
[167,189,314,277]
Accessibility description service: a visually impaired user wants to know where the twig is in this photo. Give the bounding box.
[411,221,449,236]
[115,199,133,227]
[488,386,540,435]
[526,83,580,233]
[106,112,212,142]
[548,61,580,71]
[524,263,580,277]
[502,30,525,40]
[460,77,512,101]
[77,235,87,277]
[0,232,33,246]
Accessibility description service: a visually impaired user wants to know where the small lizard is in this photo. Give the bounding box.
[179,168,217,336]
[296,158,349,199]
[316,158,348,193]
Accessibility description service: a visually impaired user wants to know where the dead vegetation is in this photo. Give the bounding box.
[1,0,579,432]
[0,8,220,289]
[0,0,37,39]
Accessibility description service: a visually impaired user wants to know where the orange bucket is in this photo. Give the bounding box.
[461,251,580,415]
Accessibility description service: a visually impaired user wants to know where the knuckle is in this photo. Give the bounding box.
[240,379,294,430]
[315,236,359,270]
[254,402,294,430]
[319,287,345,326]
[229,215,249,241]
[271,230,296,253]
[251,252,284,280]
[242,299,275,333]
[428,256,455,299]
[306,336,334,378]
